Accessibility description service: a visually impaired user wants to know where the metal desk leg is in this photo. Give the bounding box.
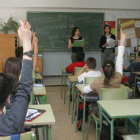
[82,95,86,140]
[134,75,137,98]
[71,82,75,124]
[68,81,72,115]
[99,107,103,132]
[64,72,66,104]
[76,90,79,132]
[61,71,64,99]
[46,125,51,140]
[110,119,114,140]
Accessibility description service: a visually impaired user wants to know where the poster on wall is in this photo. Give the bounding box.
[104,21,116,35]
[115,47,130,60]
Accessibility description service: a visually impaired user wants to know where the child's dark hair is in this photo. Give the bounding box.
[102,60,115,85]
[76,52,85,62]
[4,57,21,95]
[0,73,14,109]
[72,27,81,37]
[104,25,111,35]
[86,57,96,69]
[15,46,23,59]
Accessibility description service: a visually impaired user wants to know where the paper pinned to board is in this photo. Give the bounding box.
[121,20,135,29]
[131,38,137,47]
[135,21,140,27]
[122,28,136,39]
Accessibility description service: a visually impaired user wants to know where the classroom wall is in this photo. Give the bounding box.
[0,0,140,9]
[0,7,140,75]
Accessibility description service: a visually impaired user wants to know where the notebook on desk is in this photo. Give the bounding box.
[25,108,46,122]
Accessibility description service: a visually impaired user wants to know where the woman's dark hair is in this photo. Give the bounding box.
[72,27,81,37]
[102,60,115,85]
[0,73,14,109]
[4,57,21,95]
[104,25,111,35]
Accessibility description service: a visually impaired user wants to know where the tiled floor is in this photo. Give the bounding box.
[45,86,97,140]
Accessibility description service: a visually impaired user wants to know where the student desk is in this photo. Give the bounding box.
[133,72,140,97]
[60,67,72,104]
[98,99,140,140]
[68,75,78,124]
[75,84,89,140]
[25,104,55,140]
[35,73,43,83]
[33,87,46,104]
[122,135,140,140]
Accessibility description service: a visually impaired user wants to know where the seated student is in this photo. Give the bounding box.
[66,51,85,75]
[4,57,21,103]
[122,51,140,84]
[123,51,140,72]
[83,28,126,96]
[76,57,102,83]
[0,20,33,136]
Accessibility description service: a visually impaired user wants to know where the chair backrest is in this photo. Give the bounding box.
[74,67,87,75]
[29,92,35,105]
[84,76,104,84]
[100,87,129,100]
[0,131,36,140]
[129,66,140,88]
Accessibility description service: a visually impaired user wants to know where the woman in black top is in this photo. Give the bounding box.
[68,27,85,63]
[99,25,117,65]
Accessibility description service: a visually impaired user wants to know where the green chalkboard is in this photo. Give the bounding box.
[27,12,104,52]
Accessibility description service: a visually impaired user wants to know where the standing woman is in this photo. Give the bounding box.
[99,25,117,65]
[68,27,85,63]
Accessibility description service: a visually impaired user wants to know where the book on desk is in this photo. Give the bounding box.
[25,108,46,122]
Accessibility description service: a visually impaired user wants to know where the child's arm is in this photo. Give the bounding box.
[115,28,126,75]
[76,64,86,80]
[32,32,38,73]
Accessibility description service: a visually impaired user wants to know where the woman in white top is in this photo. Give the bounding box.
[99,25,118,66]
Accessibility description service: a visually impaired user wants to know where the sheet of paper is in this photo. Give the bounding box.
[135,21,140,27]
[108,38,116,48]
[131,38,137,47]
[73,40,84,47]
[117,40,127,46]
[121,20,134,29]
[122,28,136,39]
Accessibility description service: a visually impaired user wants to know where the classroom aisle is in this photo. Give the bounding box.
[45,86,97,140]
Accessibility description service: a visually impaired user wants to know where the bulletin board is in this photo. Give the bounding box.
[117,18,140,47]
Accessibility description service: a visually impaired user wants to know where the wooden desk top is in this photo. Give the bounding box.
[33,87,46,96]
[35,73,43,80]
[25,104,55,126]
[122,135,140,140]
[68,75,78,82]
[98,99,140,118]
[133,72,140,75]
[75,84,88,93]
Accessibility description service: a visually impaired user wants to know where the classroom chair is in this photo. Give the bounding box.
[75,76,101,140]
[74,67,88,75]
[0,131,36,140]
[69,67,87,123]
[86,87,129,140]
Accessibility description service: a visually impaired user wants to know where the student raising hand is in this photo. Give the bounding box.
[18,20,32,60]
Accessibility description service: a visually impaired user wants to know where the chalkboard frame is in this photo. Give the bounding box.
[27,11,104,52]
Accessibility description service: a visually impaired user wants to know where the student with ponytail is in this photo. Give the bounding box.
[83,28,126,95]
